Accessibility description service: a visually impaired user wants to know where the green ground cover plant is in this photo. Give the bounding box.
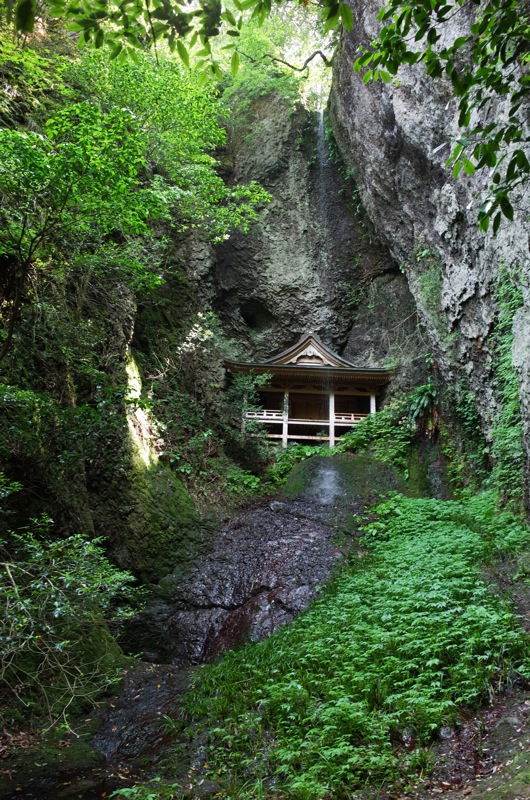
[175,490,530,799]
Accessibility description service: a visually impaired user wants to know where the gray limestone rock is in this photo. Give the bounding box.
[329,4,530,502]
[198,94,423,387]
[123,458,355,665]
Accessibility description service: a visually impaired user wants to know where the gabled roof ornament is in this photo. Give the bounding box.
[263,332,360,369]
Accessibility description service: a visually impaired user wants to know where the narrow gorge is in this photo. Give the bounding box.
[0,4,529,799]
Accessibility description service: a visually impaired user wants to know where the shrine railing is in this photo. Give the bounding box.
[245,410,368,424]
[246,409,283,420]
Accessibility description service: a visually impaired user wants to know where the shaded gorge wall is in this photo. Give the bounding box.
[329,4,530,507]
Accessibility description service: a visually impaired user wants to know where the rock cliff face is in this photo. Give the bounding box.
[329,6,530,500]
[192,93,423,389]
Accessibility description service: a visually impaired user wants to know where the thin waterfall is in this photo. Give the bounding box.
[315,111,328,234]
[315,109,329,270]
[315,461,342,504]
[315,109,334,443]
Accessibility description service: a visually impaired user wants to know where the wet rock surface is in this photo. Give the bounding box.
[0,664,188,800]
[0,458,359,799]
[125,458,355,665]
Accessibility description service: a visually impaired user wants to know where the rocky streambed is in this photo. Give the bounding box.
[3,454,530,800]
[0,457,361,798]
[125,458,352,666]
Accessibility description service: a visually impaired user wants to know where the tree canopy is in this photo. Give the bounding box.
[0,43,269,361]
[2,0,528,231]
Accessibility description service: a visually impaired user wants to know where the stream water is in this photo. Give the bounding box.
[1,458,357,799]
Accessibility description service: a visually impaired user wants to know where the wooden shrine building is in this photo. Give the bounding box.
[225,333,392,447]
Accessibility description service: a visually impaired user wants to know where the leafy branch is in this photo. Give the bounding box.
[0,514,140,723]
[2,0,353,85]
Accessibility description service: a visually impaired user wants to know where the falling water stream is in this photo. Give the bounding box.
[314,463,342,504]
[315,109,330,278]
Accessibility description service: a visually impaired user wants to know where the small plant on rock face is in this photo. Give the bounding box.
[487,263,525,507]
[408,378,438,436]
[404,241,458,352]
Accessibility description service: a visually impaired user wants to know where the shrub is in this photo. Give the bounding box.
[0,511,139,722]
[335,395,416,467]
[264,443,328,488]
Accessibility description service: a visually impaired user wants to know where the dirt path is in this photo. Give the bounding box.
[403,689,530,800]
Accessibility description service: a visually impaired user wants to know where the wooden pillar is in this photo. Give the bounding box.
[329,389,335,447]
[370,393,377,415]
[282,389,289,448]
[241,391,248,432]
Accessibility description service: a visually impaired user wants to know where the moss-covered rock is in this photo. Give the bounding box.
[0,733,104,797]
[90,458,204,583]
[282,452,411,508]
[406,438,453,500]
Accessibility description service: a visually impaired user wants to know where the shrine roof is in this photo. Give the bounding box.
[225,333,392,385]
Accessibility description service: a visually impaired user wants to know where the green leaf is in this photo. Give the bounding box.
[500,196,514,221]
[463,158,475,176]
[176,38,190,67]
[230,49,240,77]
[478,213,490,232]
[15,0,36,31]
[212,61,223,80]
[221,9,236,25]
[197,68,210,87]
[109,42,123,59]
[339,2,354,30]
[492,211,501,234]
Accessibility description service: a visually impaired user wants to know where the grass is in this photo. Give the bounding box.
[175,491,530,799]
